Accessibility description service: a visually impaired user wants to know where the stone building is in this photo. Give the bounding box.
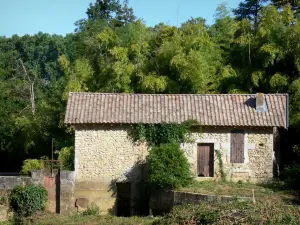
[64,92,288,214]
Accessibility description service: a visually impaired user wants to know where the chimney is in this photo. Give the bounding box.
[256,93,267,112]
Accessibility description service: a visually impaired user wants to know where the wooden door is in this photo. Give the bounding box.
[197,144,214,177]
[230,130,245,163]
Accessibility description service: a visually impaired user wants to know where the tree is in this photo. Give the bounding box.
[86,0,121,21]
[233,0,269,26]
[114,0,136,27]
[75,0,136,32]
[272,0,300,13]
[0,33,73,172]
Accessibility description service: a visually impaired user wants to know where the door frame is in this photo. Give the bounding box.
[197,143,214,177]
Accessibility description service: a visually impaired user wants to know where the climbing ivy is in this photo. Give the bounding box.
[215,150,226,182]
[130,120,200,190]
[130,120,200,146]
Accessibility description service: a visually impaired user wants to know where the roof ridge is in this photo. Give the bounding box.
[69,92,288,96]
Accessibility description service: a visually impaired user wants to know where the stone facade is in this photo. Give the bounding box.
[74,124,275,214]
[75,125,148,182]
[181,127,274,182]
[74,124,148,214]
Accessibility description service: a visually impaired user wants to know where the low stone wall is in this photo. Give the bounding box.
[0,171,43,221]
[149,190,252,215]
[60,171,76,214]
[0,170,75,220]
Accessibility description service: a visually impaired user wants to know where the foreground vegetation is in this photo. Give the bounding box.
[0,214,156,225]
[179,180,299,204]
[155,201,300,225]
[1,200,299,225]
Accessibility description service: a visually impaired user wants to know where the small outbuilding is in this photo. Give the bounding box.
[65,92,288,214]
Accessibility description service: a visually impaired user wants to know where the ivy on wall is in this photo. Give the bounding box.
[129,120,201,190]
[130,120,200,146]
[215,150,226,182]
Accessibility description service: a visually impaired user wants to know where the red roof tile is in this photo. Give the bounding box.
[64,93,288,128]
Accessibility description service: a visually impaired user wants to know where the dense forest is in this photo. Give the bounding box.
[0,0,300,172]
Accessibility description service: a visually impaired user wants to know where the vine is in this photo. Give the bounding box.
[215,150,226,182]
[130,120,201,190]
[130,120,200,146]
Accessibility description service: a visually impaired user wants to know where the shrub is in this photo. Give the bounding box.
[153,201,300,225]
[82,205,100,216]
[9,185,48,217]
[19,159,42,176]
[147,142,193,189]
[282,163,300,189]
[58,146,74,170]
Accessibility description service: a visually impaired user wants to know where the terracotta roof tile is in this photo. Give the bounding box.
[64,93,288,128]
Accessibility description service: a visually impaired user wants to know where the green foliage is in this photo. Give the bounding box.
[81,205,100,216]
[282,163,300,189]
[215,151,226,182]
[131,120,199,146]
[153,201,300,225]
[147,142,193,189]
[19,159,42,176]
[58,146,74,171]
[9,185,48,217]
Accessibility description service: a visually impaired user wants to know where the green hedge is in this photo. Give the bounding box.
[147,142,193,189]
[9,185,48,217]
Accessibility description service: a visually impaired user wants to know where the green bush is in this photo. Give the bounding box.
[81,205,100,216]
[147,142,193,190]
[19,159,42,176]
[283,163,300,189]
[9,185,48,217]
[58,146,74,170]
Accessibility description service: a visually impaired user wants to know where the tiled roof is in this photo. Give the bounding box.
[64,92,288,128]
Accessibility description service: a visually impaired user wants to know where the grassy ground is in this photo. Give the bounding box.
[1,180,299,225]
[2,200,299,225]
[178,180,299,204]
[0,214,157,225]
[153,200,300,225]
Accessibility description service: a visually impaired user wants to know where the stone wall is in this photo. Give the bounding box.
[181,127,274,182]
[74,125,274,184]
[0,171,43,221]
[0,170,76,221]
[75,124,148,182]
[74,125,275,214]
[74,124,149,214]
[149,190,252,215]
[60,171,76,214]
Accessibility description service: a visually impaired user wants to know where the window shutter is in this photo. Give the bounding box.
[230,130,245,163]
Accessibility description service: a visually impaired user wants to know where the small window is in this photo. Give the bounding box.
[230,130,245,163]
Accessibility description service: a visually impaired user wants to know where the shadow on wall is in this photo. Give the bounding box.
[108,160,150,217]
